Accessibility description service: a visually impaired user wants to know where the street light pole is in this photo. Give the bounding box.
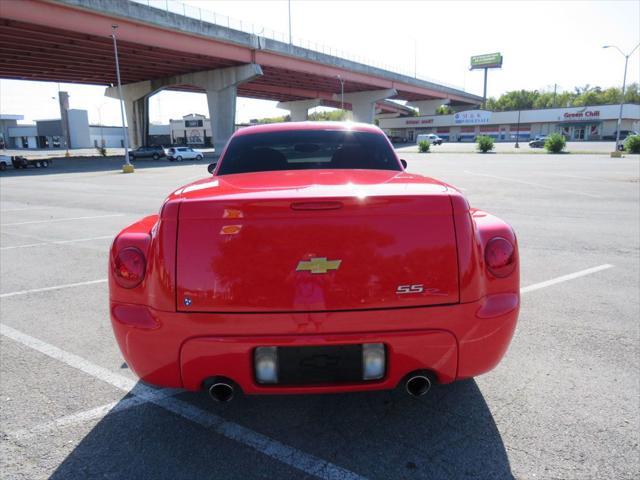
[602,43,640,153]
[515,109,521,148]
[111,25,133,172]
[97,102,107,149]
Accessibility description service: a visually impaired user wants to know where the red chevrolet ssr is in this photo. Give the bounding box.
[109,122,519,402]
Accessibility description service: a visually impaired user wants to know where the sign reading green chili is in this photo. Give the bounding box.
[470,53,503,70]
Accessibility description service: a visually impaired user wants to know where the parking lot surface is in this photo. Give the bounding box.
[1,152,639,479]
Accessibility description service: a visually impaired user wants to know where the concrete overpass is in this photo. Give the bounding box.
[0,0,482,150]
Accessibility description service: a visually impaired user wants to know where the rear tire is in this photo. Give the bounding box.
[152,153,159,160]
[176,156,183,162]
[42,160,49,168]
[196,154,203,161]
[34,161,41,168]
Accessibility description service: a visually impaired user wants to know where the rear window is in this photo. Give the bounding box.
[217,130,400,175]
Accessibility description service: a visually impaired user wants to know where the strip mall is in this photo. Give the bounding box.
[380,104,639,142]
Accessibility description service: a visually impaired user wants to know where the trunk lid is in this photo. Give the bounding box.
[175,170,459,312]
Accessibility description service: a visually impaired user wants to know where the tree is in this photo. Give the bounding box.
[484,84,639,112]
[435,105,453,115]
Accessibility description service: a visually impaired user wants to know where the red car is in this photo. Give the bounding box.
[110,122,519,402]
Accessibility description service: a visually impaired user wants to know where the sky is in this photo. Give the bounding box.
[1,0,638,126]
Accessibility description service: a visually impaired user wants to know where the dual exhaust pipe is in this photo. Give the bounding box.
[204,371,435,402]
[404,372,434,397]
[205,377,236,403]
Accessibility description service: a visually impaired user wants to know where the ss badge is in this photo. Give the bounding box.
[396,284,424,294]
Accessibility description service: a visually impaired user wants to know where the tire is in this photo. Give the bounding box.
[34,161,41,168]
[195,154,203,161]
[152,153,159,160]
[42,160,49,168]
[176,156,183,162]
[0,162,6,171]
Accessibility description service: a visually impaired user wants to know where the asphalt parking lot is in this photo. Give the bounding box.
[1,152,639,479]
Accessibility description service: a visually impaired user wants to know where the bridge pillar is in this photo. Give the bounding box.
[336,88,397,123]
[105,64,263,152]
[276,99,322,121]
[106,81,154,149]
[408,99,450,116]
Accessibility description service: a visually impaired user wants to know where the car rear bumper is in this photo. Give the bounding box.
[110,293,519,394]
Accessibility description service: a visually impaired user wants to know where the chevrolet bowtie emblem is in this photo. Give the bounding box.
[296,257,342,274]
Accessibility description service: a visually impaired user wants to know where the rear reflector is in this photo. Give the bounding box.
[485,237,516,278]
[254,347,278,384]
[113,247,146,289]
[362,343,386,380]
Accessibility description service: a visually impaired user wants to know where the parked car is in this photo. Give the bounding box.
[166,146,204,162]
[0,155,10,171]
[129,145,166,161]
[528,135,548,148]
[416,133,443,145]
[603,130,638,141]
[109,122,519,403]
[386,134,408,144]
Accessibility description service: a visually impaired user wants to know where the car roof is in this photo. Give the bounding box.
[232,121,383,137]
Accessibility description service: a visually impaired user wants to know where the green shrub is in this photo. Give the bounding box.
[624,135,640,154]
[476,135,494,153]
[96,146,107,157]
[418,140,430,153]
[544,133,566,153]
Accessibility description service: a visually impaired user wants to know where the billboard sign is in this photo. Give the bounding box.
[470,52,503,69]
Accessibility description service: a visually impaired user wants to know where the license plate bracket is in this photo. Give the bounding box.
[277,345,363,385]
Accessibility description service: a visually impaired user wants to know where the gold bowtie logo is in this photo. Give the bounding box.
[296,257,342,274]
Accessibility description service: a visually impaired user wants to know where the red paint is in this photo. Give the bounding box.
[109,123,519,394]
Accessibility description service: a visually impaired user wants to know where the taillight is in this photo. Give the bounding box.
[485,237,516,278]
[113,247,146,288]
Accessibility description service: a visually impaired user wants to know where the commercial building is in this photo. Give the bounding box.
[4,111,127,149]
[380,104,640,142]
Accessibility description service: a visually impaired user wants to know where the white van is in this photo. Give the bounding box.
[416,134,443,145]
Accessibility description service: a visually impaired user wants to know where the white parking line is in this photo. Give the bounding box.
[464,170,602,198]
[0,279,107,298]
[0,206,52,213]
[0,235,113,251]
[521,264,614,294]
[1,214,124,227]
[0,263,615,474]
[0,324,367,480]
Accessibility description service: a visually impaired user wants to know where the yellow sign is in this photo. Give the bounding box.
[296,257,342,274]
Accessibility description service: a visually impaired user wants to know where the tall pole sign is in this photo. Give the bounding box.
[470,53,503,109]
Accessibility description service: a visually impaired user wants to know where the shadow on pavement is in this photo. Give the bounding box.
[50,379,512,480]
[0,155,216,177]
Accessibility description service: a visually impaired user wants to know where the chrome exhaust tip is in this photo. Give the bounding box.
[405,374,432,397]
[205,378,235,403]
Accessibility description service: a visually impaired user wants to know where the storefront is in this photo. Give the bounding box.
[380,104,639,142]
[170,114,212,146]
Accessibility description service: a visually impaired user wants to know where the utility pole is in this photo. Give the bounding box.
[288,0,292,45]
[552,83,557,108]
[111,25,133,173]
[413,37,417,78]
